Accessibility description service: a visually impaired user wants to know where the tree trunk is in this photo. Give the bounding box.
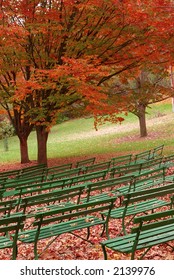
[19,136,30,163]
[36,125,49,165]
[138,104,147,137]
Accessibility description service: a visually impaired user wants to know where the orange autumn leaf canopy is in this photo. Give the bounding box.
[0,0,174,163]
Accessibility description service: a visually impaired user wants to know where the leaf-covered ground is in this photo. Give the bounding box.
[1,155,174,260]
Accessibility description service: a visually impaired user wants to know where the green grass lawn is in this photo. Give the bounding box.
[0,101,174,164]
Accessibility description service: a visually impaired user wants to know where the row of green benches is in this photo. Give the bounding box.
[1,178,174,260]
[0,164,172,204]
[0,145,165,182]
[1,144,174,259]
[1,163,174,259]
[1,152,172,197]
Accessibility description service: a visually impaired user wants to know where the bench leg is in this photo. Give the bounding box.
[131,246,152,260]
[34,235,60,259]
[101,244,108,260]
[12,244,17,260]
[34,241,39,260]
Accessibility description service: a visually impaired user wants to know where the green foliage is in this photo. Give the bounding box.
[0,119,14,140]
[0,118,15,152]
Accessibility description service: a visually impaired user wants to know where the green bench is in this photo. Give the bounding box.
[110,156,164,178]
[17,184,86,216]
[83,161,111,173]
[101,207,174,260]
[2,169,109,200]
[133,149,152,163]
[46,163,73,175]
[0,198,19,217]
[81,166,173,204]
[1,173,47,194]
[47,167,82,180]
[110,154,133,167]
[151,144,164,159]
[82,175,134,203]
[75,157,96,168]
[101,181,174,236]
[17,197,116,259]
[0,163,47,181]
[162,154,174,167]
[133,145,164,163]
[117,165,169,194]
[0,215,25,259]
[16,168,47,180]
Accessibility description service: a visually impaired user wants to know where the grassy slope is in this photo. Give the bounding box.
[0,100,174,164]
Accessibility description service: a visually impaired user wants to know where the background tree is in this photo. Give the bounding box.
[110,68,173,137]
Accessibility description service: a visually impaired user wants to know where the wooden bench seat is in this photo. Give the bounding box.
[101,208,174,260]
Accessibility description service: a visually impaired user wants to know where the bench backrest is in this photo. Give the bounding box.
[132,208,174,234]
[111,154,132,166]
[0,215,25,233]
[151,144,164,159]
[48,167,82,180]
[0,198,19,216]
[16,167,47,179]
[47,163,73,175]
[85,175,134,202]
[129,165,167,191]
[110,162,142,177]
[18,184,86,214]
[83,161,111,173]
[139,156,163,170]
[110,156,165,178]
[119,182,174,235]
[130,207,174,259]
[75,157,96,168]
[134,150,151,163]
[33,197,116,227]
[2,169,108,200]
[2,173,46,191]
[123,182,174,207]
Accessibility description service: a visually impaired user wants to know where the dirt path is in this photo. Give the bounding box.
[64,113,173,141]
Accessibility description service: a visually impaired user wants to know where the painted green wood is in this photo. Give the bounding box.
[18,197,116,259]
[0,215,25,259]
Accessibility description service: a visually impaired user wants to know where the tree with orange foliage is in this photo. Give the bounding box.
[0,0,173,164]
